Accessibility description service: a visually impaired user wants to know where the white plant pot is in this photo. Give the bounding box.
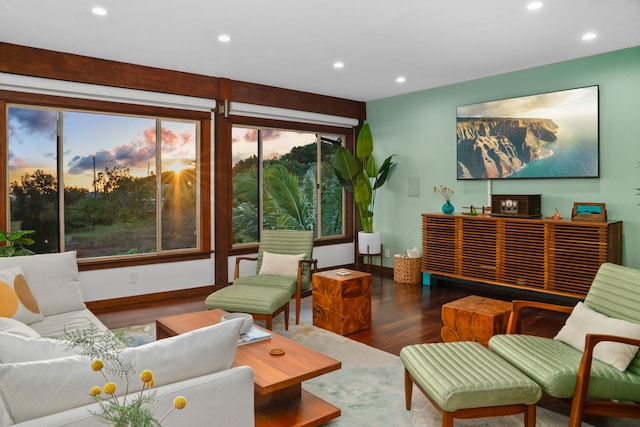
[358,231,382,255]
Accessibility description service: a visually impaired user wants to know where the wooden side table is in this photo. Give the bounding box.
[312,269,372,335]
[441,295,512,347]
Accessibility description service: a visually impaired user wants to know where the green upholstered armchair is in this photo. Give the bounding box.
[205,230,317,329]
[240,229,317,325]
[489,262,640,426]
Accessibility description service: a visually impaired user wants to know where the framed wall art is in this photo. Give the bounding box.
[571,202,607,222]
[456,85,599,180]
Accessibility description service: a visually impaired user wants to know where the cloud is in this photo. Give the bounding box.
[457,87,597,119]
[8,108,57,143]
[66,126,195,175]
[237,128,281,143]
[67,127,157,175]
[7,149,27,169]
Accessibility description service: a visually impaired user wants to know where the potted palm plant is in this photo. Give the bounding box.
[334,123,396,254]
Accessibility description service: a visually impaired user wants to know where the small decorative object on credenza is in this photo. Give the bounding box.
[571,202,607,222]
[545,208,563,220]
[434,185,455,214]
[490,194,541,218]
[462,205,491,216]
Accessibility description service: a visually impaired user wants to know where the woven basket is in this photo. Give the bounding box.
[394,256,422,284]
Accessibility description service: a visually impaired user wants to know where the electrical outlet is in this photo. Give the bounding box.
[384,248,390,258]
[129,271,137,284]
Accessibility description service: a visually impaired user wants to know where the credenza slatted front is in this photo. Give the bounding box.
[421,213,622,298]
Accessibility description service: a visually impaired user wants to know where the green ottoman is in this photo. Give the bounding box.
[205,285,290,330]
[400,341,541,427]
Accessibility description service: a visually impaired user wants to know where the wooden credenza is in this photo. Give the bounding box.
[421,213,622,298]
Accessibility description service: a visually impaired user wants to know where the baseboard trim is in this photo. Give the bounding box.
[86,285,217,314]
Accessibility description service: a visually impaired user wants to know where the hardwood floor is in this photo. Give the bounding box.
[94,272,634,427]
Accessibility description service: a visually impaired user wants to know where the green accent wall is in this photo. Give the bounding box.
[366,46,640,269]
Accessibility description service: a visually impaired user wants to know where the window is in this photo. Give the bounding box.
[231,126,344,245]
[7,105,200,259]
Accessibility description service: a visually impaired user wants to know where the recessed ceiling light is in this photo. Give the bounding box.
[91,6,108,16]
[333,62,345,69]
[527,2,543,10]
[218,34,231,42]
[396,76,406,83]
[582,32,597,41]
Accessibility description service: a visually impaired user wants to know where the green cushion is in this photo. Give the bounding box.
[233,274,297,295]
[400,342,541,412]
[205,285,290,315]
[489,334,640,402]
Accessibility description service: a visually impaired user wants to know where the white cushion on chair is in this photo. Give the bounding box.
[259,252,305,276]
[554,302,640,371]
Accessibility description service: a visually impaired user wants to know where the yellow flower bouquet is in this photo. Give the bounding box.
[57,324,186,426]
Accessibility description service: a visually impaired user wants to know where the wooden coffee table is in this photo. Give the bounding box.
[156,309,341,427]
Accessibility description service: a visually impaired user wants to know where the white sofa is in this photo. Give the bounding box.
[0,252,254,427]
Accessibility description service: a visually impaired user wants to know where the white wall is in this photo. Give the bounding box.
[80,242,355,302]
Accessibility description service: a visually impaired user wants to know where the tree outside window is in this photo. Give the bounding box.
[231,126,344,245]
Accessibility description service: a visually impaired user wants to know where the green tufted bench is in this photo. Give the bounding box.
[400,341,541,427]
[205,285,290,330]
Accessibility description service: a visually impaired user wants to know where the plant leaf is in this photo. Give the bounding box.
[355,123,373,160]
[334,147,359,182]
[373,155,396,190]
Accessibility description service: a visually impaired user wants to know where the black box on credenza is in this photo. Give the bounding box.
[491,194,542,218]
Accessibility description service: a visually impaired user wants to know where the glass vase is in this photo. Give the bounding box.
[442,200,454,214]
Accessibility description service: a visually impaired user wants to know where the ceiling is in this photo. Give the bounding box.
[1,0,640,102]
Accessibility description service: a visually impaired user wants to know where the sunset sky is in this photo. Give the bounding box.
[8,107,196,189]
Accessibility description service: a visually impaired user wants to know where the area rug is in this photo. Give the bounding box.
[115,301,593,426]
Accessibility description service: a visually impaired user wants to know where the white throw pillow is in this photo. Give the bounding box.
[0,318,243,424]
[0,333,75,363]
[118,317,243,388]
[0,266,44,324]
[0,317,40,339]
[0,252,86,316]
[554,302,640,371]
[259,251,306,276]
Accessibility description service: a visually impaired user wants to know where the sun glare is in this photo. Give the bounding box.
[164,161,191,175]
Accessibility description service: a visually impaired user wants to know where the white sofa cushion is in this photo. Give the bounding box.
[0,333,75,363]
[555,301,640,371]
[29,309,108,337]
[0,252,85,317]
[0,266,44,324]
[0,317,40,339]
[12,367,255,427]
[0,318,243,423]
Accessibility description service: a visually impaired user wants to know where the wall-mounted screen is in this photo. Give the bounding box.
[456,85,599,180]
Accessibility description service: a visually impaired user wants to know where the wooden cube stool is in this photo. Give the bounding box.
[400,341,541,427]
[312,269,371,335]
[441,295,512,346]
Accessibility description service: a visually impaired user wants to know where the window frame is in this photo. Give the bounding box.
[222,114,355,257]
[231,124,346,246]
[1,90,212,270]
